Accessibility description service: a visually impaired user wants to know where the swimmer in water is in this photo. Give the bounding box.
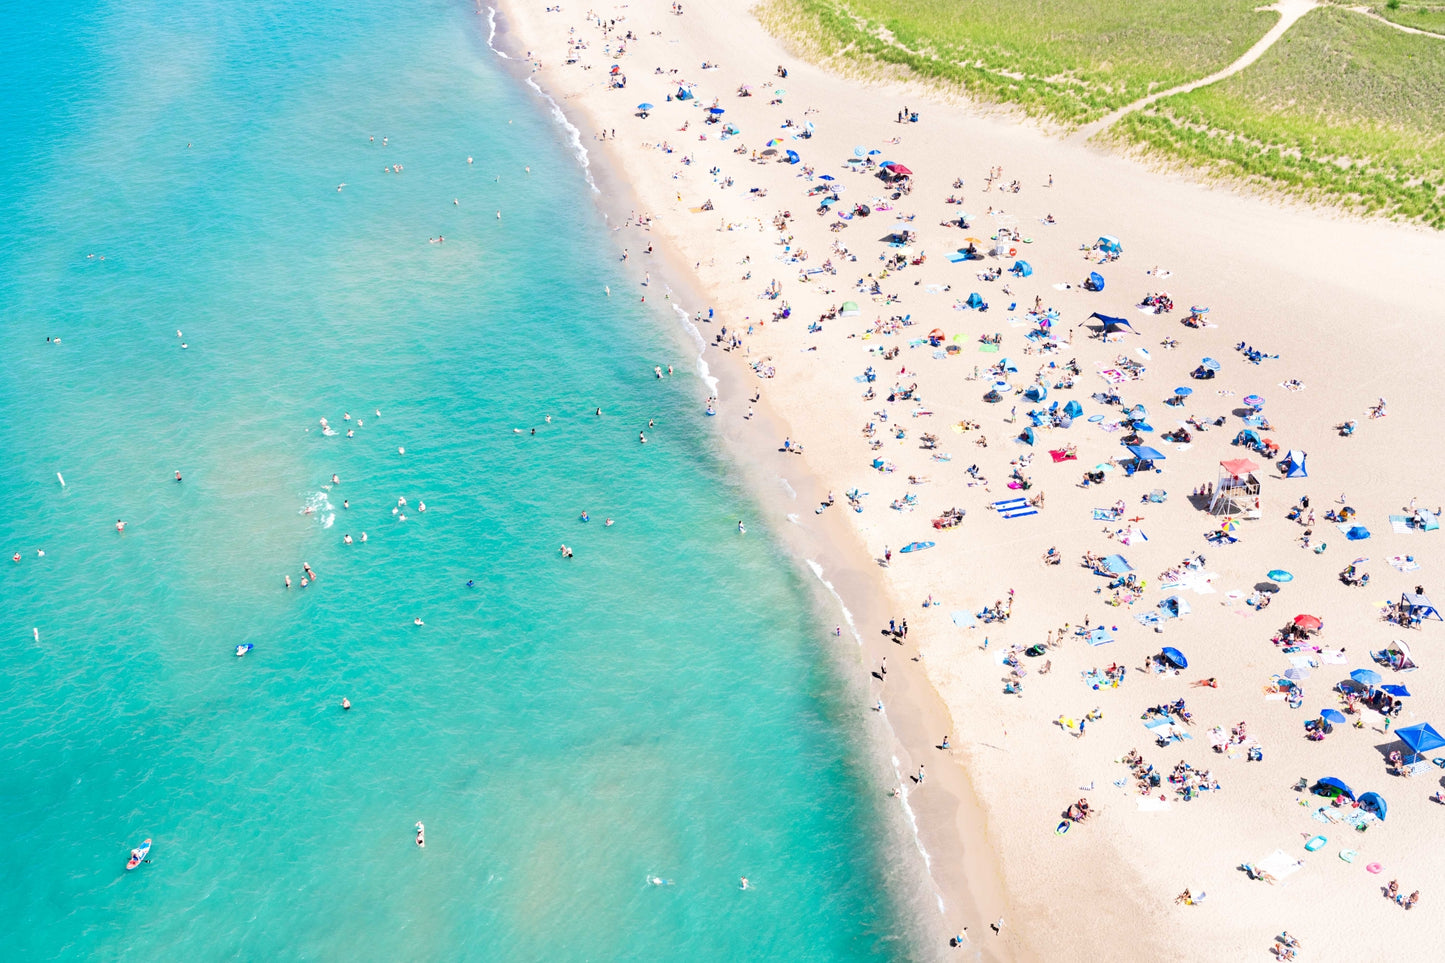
[116,519,126,533]
[360,532,368,542]
[414,617,424,626]
[466,579,475,588]
[596,408,602,417]
[418,501,426,512]
[738,520,746,534]
[740,877,750,890]
[343,500,349,509]
[285,575,292,588]
[175,470,182,482]
[341,697,351,710]
[300,577,309,587]
[415,822,425,847]
[605,518,614,526]
[545,415,552,423]
[332,474,340,485]
[560,545,573,558]
[639,431,647,443]
[580,511,590,522]
[343,534,353,545]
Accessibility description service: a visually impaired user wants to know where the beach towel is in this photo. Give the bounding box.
[1264,692,1287,701]
[1142,716,1173,730]
[1288,655,1317,669]
[1049,449,1076,463]
[1388,555,1421,572]
[1092,509,1115,520]
[1390,516,1412,535]
[1134,610,1162,627]
[1319,650,1348,665]
[1001,507,1038,519]
[1137,798,1172,812]
[990,498,1028,512]
[978,343,999,353]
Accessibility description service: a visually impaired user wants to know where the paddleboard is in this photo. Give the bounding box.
[235,643,253,657]
[900,541,935,553]
[1055,821,1069,835]
[126,838,151,870]
[1304,835,1327,852]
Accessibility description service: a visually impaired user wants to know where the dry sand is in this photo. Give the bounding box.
[491,1,1445,958]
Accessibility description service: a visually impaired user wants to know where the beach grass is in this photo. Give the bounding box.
[1371,1,1445,35]
[1107,7,1445,227]
[757,0,1277,125]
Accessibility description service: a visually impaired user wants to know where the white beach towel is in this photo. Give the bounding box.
[1259,850,1303,880]
[1137,798,1172,812]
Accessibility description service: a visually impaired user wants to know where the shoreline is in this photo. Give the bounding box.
[483,3,1008,957]
[486,1,1445,959]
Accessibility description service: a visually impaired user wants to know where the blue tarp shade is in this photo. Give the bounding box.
[1160,646,1187,668]
[1396,722,1445,763]
[1063,400,1084,418]
[1280,449,1308,478]
[1100,554,1132,574]
[1126,445,1165,462]
[1358,791,1387,820]
[1314,777,1355,800]
[1346,526,1371,541]
[1382,684,1411,697]
[1401,591,1443,621]
[1088,312,1133,333]
[1012,260,1033,276]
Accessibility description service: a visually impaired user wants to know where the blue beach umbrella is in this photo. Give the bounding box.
[785,150,800,164]
[853,145,867,157]
[707,106,725,115]
[637,103,654,110]
[1351,669,1382,686]
[1382,684,1411,698]
[818,174,835,181]
[1160,647,1188,668]
[1320,709,1346,724]
[1202,357,1222,371]
[1174,386,1192,397]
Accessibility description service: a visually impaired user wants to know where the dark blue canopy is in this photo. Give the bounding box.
[1126,445,1165,462]
[1089,312,1132,330]
[1397,722,1445,762]
[1314,776,1354,799]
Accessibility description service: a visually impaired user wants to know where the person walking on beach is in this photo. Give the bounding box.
[880,656,887,677]
[884,546,892,565]
[916,764,925,784]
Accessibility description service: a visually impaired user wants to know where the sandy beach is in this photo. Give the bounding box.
[492,1,1445,957]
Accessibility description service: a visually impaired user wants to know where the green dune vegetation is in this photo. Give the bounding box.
[757,0,1276,125]
[1110,7,1445,227]
[761,0,1445,226]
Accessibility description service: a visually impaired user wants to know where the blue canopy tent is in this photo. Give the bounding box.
[1396,722,1445,764]
[676,87,695,100]
[1024,384,1047,402]
[1100,554,1132,575]
[1063,400,1084,418]
[1159,646,1188,668]
[1401,591,1443,621]
[1358,791,1387,820]
[965,292,985,309]
[1097,235,1122,254]
[1124,444,1164,473]
[1279,449,1308,478]
[1159,595,1191,619]
[1011,260,1033,276]
[1313,777,1355,800]
[1085,271,1105,292]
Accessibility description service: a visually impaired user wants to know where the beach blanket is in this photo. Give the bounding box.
[1388,555,1421,572]
[1098,368,1127,385]
[1092,509,1116,520]
[1001,507,1038,519]
[978,343,999,353]
[1319,649,1348,665]
[1137,798,1172,812]
[1049,449,1076,463]
[950,609,977,629]
[1259,851,1303,880]
[1390,516,1413,535]
[1142,716,1173,731]
[1135,610,1162,627]
[1289,655,1318,669]
[990,498,1028,512]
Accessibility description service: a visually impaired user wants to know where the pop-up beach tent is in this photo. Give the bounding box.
[1024,384,1047,402]
[1313,776,1354,800]
[1063,400,1084,419]
[1358,791,1387,820]
[1097,235,1122,254]
[965,292,985,309]
[1401,592,1443,621]
[1279,450,1308,478]
[1159,595,1191,619]
[840,301,860,317]
[1011,260,1033,276]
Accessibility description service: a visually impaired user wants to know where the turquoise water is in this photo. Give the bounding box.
[0,0,910,958]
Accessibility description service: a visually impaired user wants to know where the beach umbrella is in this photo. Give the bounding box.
[1268,569,1293,582]
[1191,305,1210,313]
[1315,776,1355,800]
[1174,386,1193,397]
[1221,518,1240,533]
[1160,647,1188,668]
[818,174,835,181]
[1088,271,1105,291]
[766,138,783,146]
[884,162,914,176]
[1294,614,1323,631]
[1320,708,1346,724]
[1201,357,1222,371]
[637,103,654,110]
[785,150,800,164]
[1284,667,1310,680]
[1244,394,1265,409]
[707,106,725,114]
[853,145,867,157]
[1358,791,1387,820]
[1396,722,1445,763]
[1382,684,1411,698]
[1351,668,1382,686]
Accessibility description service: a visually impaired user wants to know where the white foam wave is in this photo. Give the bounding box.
[804,559,859,645]
[303,491,336,530]
[524,77,598,193]
[672,304,718,397]
[485,6,507,57]
[779,477,796,499]
[890,754,947,915]
[786,513,800,525]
